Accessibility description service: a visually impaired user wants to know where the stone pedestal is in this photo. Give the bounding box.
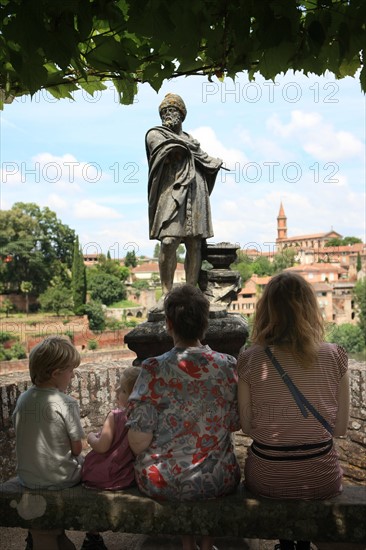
[199,242,242,306]
[124,241,248,364]
[124,311,248,365]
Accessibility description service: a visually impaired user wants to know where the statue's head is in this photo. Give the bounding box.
[159,93,187,122]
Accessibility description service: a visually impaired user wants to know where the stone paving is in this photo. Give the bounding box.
[0,529,277,549]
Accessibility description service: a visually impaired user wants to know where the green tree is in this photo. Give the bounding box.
[90,254,129,281]
[71,236,87,315]
[353,279,366,341]
[88,273,126,306]
[251,256,273,277]
[325,236,362,247]
[0,1,365,108]
[124,250,137,268]
[39,285,74,316]
[327,323,365,353]
[231,251,254,284]
[235,262,254,284]
[356,253,362,273]
[84,301,106,332]
[325,238,343,247]
[132,279,150,291]
[342,236,362,246]
[176,244,185,264]
[272,249,297,273]
[20,281,33,315]
[153,243,161,258]
[0,203,75,295]
[0,298,13,317]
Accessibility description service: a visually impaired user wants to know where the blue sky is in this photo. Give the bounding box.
[1,71,365,259]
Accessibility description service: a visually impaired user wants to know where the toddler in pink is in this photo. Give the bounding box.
[80,366,141,550]
[82,366,142,490]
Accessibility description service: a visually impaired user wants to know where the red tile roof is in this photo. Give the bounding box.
[278,231,342,241]
[132,262,184,273]
[285,264,347,273]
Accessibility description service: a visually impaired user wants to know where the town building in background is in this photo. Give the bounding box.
[229,203,365,325]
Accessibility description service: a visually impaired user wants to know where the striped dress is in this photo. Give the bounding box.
[237,343,348,499]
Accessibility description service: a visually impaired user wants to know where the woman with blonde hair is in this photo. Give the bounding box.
[237,272,350,550]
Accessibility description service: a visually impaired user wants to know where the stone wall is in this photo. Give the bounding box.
[0,358,365,485]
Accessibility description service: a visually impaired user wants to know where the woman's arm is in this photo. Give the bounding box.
[333,371,350,437]
[128,430,153,455]
[87,411,115,454]
[238,379,252,435]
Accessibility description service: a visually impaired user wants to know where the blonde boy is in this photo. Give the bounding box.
[13,335,84,490]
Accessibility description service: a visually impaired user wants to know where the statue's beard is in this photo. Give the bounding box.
[161,111,181,131]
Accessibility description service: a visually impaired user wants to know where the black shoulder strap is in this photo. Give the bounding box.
[264,347,334,436]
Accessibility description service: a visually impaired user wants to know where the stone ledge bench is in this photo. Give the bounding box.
[1,480,365,545]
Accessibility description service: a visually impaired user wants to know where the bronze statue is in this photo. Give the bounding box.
[146,93,223,294]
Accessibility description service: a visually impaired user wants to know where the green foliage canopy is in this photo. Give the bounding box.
[272,249,297,273]
[124,250,137,268]
[327,323,365,353]
[232,249,296,283]
[88,272,126,305]
[89,254,129,281]
[39,284,74,315]
[71,236,87,314]
[1,0,365,108]
[353,279,366,340]
[84,300,106,331]
[0,203,75,295]
[325,236,362,247]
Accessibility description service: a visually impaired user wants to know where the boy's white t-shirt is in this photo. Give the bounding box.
[13,385,85,489]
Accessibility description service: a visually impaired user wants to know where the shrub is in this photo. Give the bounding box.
[0,331,14,343]
[105,318,124,330]
[63,330,74,342]
[0,345,12,361]
[89,273,126,305]
[88,339,98,350]
[74,305,85,316]
[10,342,27,359]
[327,323,365,354]
[122,319,138,328]
[84,301,106,332]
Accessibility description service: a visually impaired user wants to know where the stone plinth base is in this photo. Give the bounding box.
[124,312,248,364]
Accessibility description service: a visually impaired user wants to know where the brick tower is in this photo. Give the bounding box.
[277,202,287,243]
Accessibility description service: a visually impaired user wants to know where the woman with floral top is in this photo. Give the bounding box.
[127,284,241,550]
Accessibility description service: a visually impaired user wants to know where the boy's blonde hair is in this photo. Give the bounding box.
[116,366,142,395]
[29,335,80,385]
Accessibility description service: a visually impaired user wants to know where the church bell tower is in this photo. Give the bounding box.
[277,202,287,241]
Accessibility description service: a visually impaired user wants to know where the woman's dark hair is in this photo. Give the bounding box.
[252,271,324,367]
[164,284,209,341]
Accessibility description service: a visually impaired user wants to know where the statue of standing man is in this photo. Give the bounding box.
[146,93,223,295]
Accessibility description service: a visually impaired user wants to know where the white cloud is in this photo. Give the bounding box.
[0,161,23,186]
[73,199,122,220]
[78,218,151,259]
[46,194,68,210]
[266,110,364,161]
[188,126,248,168]
[268,111,322,137]
[32,152,107,187]
[303,129,364,161]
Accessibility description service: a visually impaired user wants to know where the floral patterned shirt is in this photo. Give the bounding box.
[126,345,241,501]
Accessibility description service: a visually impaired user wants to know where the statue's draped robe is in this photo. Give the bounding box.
[146,126,222,240]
